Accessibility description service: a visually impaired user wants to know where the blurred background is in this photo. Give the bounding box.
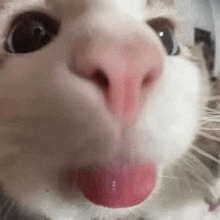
[173,0,219,79]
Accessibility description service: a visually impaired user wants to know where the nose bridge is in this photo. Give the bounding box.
[72,13,163,125]
[90,47,143,122]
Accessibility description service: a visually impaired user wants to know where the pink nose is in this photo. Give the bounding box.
[75,41,163,124]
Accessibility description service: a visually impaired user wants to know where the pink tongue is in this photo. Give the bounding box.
[69,157,156,208]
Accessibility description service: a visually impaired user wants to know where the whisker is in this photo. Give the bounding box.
[191,145,220,164]
[158,175,179,180]
[178,153,214,188]
[201,116,220,121]
[183,172,194,194]
[206,95,220,101]
[201,128,220,131]
[203,110,220,115]
[204,106,220,112]
[198,132,220,143]
[204,107,220,113]
[168,165,183,195]
[212,212,220,220]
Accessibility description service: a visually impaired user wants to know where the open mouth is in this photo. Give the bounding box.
[66,156,157,208]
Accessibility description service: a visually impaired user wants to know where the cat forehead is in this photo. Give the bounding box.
[1,0,146,10]
[1,0,178,33]
[1,0,151,23]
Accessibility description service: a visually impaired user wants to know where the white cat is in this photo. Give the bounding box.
[0,0,220,219]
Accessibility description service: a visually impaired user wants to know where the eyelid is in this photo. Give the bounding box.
[6,11,60,37]
[147,17,175,31]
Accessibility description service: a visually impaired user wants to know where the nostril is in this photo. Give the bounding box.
[141,73,154,89]
[91,69,110,93]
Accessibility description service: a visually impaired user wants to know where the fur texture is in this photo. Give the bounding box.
[0,0,220,219]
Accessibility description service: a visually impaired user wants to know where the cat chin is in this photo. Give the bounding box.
[15,184,153,220]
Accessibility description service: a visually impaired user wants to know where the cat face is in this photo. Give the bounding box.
[0,0,207,219]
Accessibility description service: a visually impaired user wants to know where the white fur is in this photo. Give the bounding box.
[0,0,217,219]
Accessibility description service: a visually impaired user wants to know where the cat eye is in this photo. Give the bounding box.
[148,18,180,56]
[5,12,60,54]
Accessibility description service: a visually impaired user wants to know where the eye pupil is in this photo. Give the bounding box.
[5,12,60,54]
[148,19,179,56]
[157,28,175,55]
[31,22,46,38]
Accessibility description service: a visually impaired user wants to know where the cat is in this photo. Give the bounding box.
[0,0,220,219]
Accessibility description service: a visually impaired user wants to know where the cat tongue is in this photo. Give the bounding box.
[75,157,157,208]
